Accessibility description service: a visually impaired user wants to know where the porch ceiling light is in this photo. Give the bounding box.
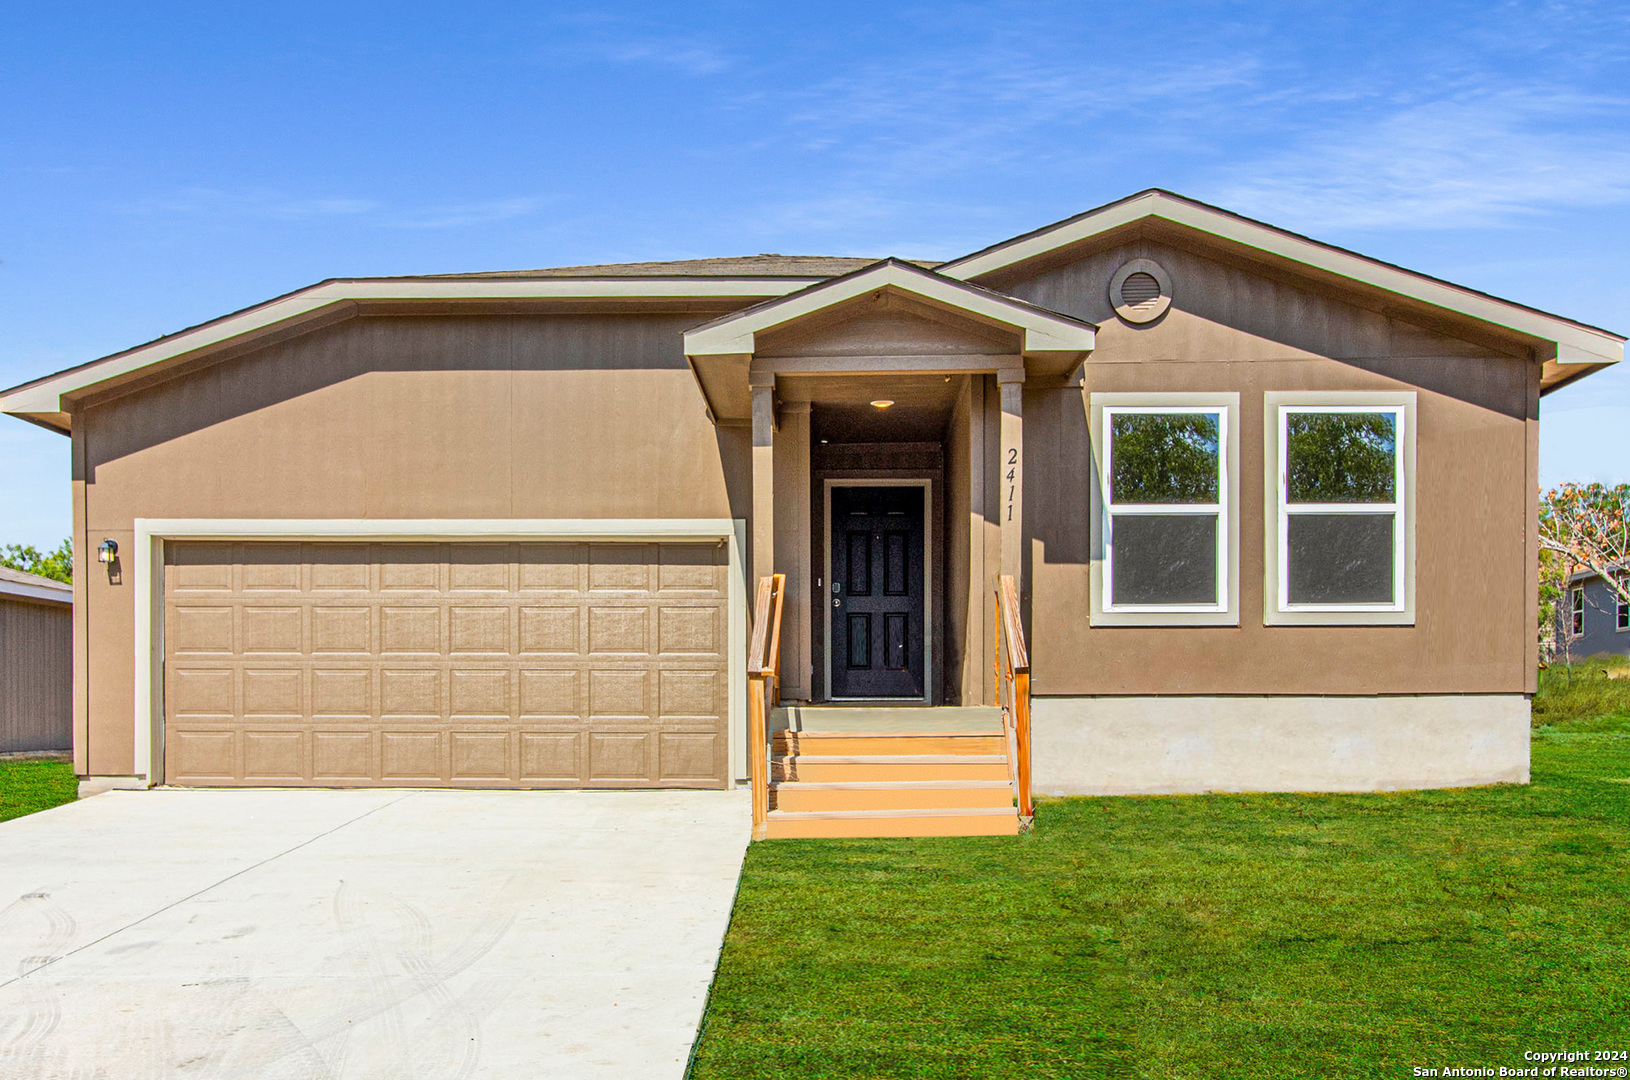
[870,399,895,409]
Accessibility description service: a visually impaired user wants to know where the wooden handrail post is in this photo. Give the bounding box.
[747,574,786,842]
[994,574,1033,825]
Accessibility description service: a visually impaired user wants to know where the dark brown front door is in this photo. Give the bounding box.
[830,485,926,700]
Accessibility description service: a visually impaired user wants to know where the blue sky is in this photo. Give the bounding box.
[4,0,1630,549]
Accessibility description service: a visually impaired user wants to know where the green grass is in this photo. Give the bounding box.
[692,712,1630,1078]
[1533,651,1630,729]
[0,757,78,823]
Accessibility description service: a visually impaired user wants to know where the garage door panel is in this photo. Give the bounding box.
[164,540,727,788]
[518,669,580,719]
[451,732,511,779]
[380,668,442,717]
[519,606,578,654]
[520,732,581,781]
[517,544,585,591]
[313,731,375,780]
[170,667,236,717]
[378,546,441,590]
[309,545,371,590]
[660,732,720,782]
[450,669,511,717]
[312,606,371,654]
[380,606,441,655]
[241,545,303,591]
[170,606,235,656]
[587,606,650,654]
[243,668,302,716]
[312,668,371,716]
[173,729,237,781]
[168,544,235,591]
[243,730,305,780]
[449,544,512,592]
[588,732,650,781]
[381,732,443,780]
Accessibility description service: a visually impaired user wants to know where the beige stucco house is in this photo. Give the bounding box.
[3,190,1620,837]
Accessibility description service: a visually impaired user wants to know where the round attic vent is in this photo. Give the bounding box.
[1109,258,1172,324]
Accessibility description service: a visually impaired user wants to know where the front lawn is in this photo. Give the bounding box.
[691,712,1630,1079]
[0,756,78,823]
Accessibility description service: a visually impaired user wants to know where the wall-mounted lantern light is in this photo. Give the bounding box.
[97,539,118,564]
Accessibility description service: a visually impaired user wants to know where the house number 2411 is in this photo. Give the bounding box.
[1006,447,1017,522]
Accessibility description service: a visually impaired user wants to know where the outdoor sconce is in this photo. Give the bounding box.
[97,539,118,564]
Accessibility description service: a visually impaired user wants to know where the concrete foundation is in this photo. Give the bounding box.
[1031,694,1531,796]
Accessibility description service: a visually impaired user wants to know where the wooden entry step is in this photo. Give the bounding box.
[763,713,1020,839]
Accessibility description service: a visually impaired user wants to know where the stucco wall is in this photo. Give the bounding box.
[74,312,747,776]
[1006,236,1537,697]
[1032,694,1531,795]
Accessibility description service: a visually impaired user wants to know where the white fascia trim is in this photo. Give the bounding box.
[131,517,747,786]
[1,277,819,415]
[941,191,1622,366]
[0,579,73,605]
[682,263,1095,359]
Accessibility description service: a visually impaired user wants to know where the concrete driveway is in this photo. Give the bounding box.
[0,787,750,1079]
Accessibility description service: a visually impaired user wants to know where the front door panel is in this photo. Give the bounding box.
[830,486,925,699]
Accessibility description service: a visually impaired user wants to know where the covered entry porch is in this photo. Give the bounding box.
[683,260,1096,836]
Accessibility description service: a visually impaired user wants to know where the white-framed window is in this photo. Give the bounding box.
[1090,392,1239,626]
[1264,391,1415,626]
[1616,582,1628,632]
[1571,585,1585,637]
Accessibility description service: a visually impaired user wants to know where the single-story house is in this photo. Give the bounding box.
[1556,569,1629,659]
[0,566,73,754]
[2,190,1621,837]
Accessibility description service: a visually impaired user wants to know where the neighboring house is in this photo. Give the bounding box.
[1,190,1622,835]
[0,566,73,753]
[1556,570,1630,659]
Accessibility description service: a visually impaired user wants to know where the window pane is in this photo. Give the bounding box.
[1286,513,1394,604]
[1110,514,1218,605]
[1110,413,1219,504]
[1286,412,1396,503]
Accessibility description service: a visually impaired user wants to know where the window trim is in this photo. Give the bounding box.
[1616,581,1628,633]
[1264,390,1416,626]
[1570,584,1586,637]
[1089,392,1240,627]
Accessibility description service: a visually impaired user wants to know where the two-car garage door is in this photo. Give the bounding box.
[162,540,730,788]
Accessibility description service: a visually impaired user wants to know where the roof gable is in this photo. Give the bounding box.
[682,259,1096,361]
[939,190,1623,390]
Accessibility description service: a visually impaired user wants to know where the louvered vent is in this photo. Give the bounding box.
[1120,271,1162,309]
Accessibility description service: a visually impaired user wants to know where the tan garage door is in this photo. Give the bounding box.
[162,541,729,788]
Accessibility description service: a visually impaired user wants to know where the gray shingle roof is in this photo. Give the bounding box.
[0,565,72,601]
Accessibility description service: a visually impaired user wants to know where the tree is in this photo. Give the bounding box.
[1538,483,1630,674]
[1539,483,1630,606]
[0,538,72,584]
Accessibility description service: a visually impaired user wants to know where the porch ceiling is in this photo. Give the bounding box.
[790,374,962,444]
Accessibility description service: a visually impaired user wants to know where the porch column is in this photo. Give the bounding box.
[751,375,777,588]
[997,370,1024,595]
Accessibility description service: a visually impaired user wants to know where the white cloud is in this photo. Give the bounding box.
[389,197,551,230]
[1209,87,1630,230]
[124,188,380,220]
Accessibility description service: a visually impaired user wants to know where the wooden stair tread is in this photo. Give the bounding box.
[773,753,1008,765]
[771,779,1012,790]
[767,806,1018,820]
